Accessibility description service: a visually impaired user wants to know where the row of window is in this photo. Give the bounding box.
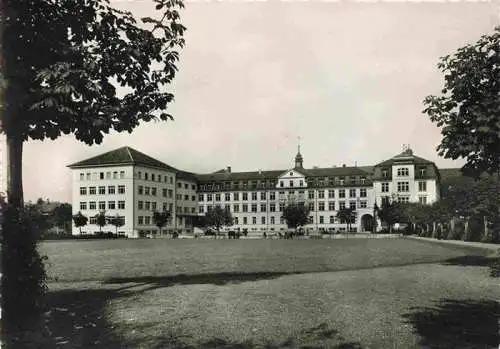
[79,171,126,181]
[80,201,126,210]
[136,171,174,184]
[381,168,428,178]
[136,186,197,201]
[80,185,126,195]
[380,181,427,193]
[232,215,357,225]
[88,217,126,225]
[199,200,368,214]
[200,188,368,202]
[380,196,428,205]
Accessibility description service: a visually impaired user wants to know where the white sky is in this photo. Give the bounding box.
[22,1,499,203]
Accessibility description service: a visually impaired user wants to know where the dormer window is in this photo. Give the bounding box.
[420,168,427,177]
[397,167,409,177]
[382,169,389,178]
[280,181,284,187]
[289,172,293,176]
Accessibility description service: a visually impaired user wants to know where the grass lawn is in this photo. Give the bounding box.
[22,238,500,348]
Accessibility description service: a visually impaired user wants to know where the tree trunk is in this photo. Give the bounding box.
[6,136,24,207]
[464,219,469,240]
[483,216,489,241]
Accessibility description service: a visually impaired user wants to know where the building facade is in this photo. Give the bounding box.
[69,145,441,237]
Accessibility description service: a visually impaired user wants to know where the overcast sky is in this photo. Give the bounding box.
[22,1,499,203]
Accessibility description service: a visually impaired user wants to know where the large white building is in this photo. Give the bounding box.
[68,145,441,237]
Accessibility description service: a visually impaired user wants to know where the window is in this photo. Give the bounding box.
[192,195,196,201]
[398,196,410,203]
[261,217,266,224]
[215,193,221,201]
[299,180,303,187]
[280,217,284,224]
[144,173,149,181]
[233,204,239,212]
[418,181,427,192]
[319,216,324,224]
[89,186,96,195]
[420,168,427,177]
[207,194,213,201]
[162,189,167,198]
[419,196,427,204]
[106,172,111,179]
[168,189,173,198]
[270,192,276,200]
[308,216,314,224]
[397,167,409,177]
[308,202,314,211]
[242,204,248,212]
[251,204,257,212]
[199,206,205,214]
[349,189,356,198]
[318,190,325,199]
[360,188,367,197]
[145,216,151,225]
[113,171,118,179]
[339,201,346,210]
[138,201,144,210]
[152,202,157,211]
[243,217,248,225]
[330,216,335,224]
[318,202,325,211]
[289,180,294,187]
[108,201,116,210]
[279,202,285,211]
[260,203,266,212]
[177,182,182,188]
[224,193,231,201]
[151,187,157,196]
[79,202,87,210]
[242,193,248,201]
[99,201,106,210]
[233,217,238,225]
[382,169,388,178]
[328,201,335,211]
[349,201,356,210]
[80,187,87,195]
[328,190,335,198]
[145,201,151,211]
[192,184,196,190]
[252,217,257,225]
[138,216,144,225]
[381,183,389,193]
[89,217,97,224]
[233,192,239,201]
[89,201,96,210]
[120,171,125,179]
[270,216,275,225]
[270,203,276,212]
[145,187,150,196]
[118,201,125,209]
[397,182,410,192]
[106,186,114,195]
[184,195,189,201]
[381,197,390,206]
[199,194,204,201]
[339,189,345,198]
[98,186,105,195]
[360,201,367,208]
[100,172,104,180]
[183,183,188,189]
[308,191,314,199]
[118,185,125,194]
[86,173,91,180]
[80,173,85,181]
[280,181,284,187]
[151,174,155,181]
[138,186,143,195]
[250,192,257,201]
[260,192,266,200]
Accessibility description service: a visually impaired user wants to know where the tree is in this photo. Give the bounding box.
[152,210,171,236]
[94,211,107,234]
[336,207,356,232]
[52,203,73,233]
[109,214,125,235]
[377,201,399,233]
[204,206,233,237]
[282,203,310,236]
[423,26,500,179]
[72,211,88,235]
[1,0,185,330]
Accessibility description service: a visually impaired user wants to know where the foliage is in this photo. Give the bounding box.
[109,214,125,234]
[204,206,233,233]
[1,204,48,333]
[336,207,356,231]
[51,203,73,230]
[282,203,310,230]
[152,210,171,233]
[72,211,88,234]
[423,26,500,178]
[95,211,107,233]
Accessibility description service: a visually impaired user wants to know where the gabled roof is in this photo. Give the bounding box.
[374,149,434,167]
[67,146,179,172]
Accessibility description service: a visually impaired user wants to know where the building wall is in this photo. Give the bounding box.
[71,165,134,236]
[174,177,198,232]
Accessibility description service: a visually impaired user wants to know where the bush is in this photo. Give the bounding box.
[1,204,48,335]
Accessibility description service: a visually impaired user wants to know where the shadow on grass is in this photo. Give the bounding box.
[104,271,303,293]
[443,255,500,277]
[7,285,365,349]
[403,299,500,349]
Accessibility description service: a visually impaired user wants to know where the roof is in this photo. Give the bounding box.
[67,146,179,172]
[374,149,434,167]
[196,166,372,182]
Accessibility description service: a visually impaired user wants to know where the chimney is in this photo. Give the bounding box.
[227,166,231,173]
[342,164,346,168]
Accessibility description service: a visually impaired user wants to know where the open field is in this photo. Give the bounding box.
[28,238,500,349]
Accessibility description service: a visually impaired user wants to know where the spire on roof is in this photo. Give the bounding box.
[294,136,303,169]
